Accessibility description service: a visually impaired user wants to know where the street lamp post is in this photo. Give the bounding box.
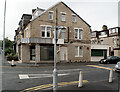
[53,26,58,92]
[53,26,66,92]
[3,0,6,64]
[53,8,66,92]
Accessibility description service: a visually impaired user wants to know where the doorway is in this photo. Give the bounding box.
[60,47,67,62]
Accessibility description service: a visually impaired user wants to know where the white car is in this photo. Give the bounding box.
[115,61,120,72]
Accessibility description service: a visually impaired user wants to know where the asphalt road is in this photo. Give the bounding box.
[1,59,119,92]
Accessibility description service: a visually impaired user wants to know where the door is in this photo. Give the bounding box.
[60,47,67,61]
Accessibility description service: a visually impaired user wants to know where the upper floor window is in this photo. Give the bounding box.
[41,26,45,37]
[61,12,66,22]
[47,27,51,37]
[91,32,96,36]
[110,28,118,34]
[25,28,28,38]
[61,29,66,39]
[113,38,117,45]
[112,29,116,33]
[72,15,77,22]
[41,26,51,38]
[100,32,106,35]
[49,11,53,20]
[74,28,83,40]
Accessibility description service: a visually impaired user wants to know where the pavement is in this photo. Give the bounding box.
[5,60,99,67]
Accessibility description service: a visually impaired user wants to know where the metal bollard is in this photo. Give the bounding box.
[78,71,83,87]
[109,68,113,83]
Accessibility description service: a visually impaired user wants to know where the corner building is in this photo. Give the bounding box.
[14,2,91,63]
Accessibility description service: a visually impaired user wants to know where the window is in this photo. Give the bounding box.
[91,32,96,36]
[30,46,36,61]
[75,29,78,39]
[79,29,82,39]
[74,28,83,40]
[75,46,83,57]
[75,46,78,56]
[49,12,53,20]
[61,13,66,21]
[112,29,116,33]
[79,47,82,56]
[113,38,117,45]
[41,26,45,37]
[61,29,66,39]
[26,29,28,37]
[91,49,107,58]
[101,32,106,35]
[100,40,103,45]
[40,46,54,61]
[41,26,51,38]
[72,15,76,22]
[47,27,51,37]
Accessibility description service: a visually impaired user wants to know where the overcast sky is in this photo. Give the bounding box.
[0,0,119,41]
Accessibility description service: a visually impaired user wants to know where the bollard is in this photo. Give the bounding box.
[109,68,113,83]
[78,71,83,88]
[11,60,16,67]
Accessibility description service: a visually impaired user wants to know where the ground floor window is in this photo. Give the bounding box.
[40,45,54,61]
[75,46,83,57]
[30,46,36,60]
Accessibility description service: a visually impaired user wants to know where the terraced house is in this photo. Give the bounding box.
[14,1,91,63]
[91,26,120,61]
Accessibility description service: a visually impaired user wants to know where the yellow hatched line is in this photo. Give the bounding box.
[87,65,115,71]
[20,80,88,92]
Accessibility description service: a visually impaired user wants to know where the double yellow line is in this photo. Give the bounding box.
[20,80,88,92]
[87,65,115,71]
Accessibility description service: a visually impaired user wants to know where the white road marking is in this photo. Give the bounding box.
[19,74,29,79]
[18,69,82,79]
[18,73,70,79]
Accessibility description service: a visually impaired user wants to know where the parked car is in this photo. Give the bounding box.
[115,61,120,72]
[99,56,120,64]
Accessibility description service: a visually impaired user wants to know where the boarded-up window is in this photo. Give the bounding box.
[40,45,54,61]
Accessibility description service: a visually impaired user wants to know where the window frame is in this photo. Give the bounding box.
[40,25,52,38]
[74,28,83,40]
[41,26,45,37]
[72,15,77,22]
[61,12,66,22]
[49,11,54,20]
[75,46,83,57]
[61,29,66,39]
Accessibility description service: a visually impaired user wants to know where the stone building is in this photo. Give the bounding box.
[14,1,91,63]
[91,26,120,61]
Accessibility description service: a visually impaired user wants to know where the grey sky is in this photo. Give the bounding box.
[0,0,119,41]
